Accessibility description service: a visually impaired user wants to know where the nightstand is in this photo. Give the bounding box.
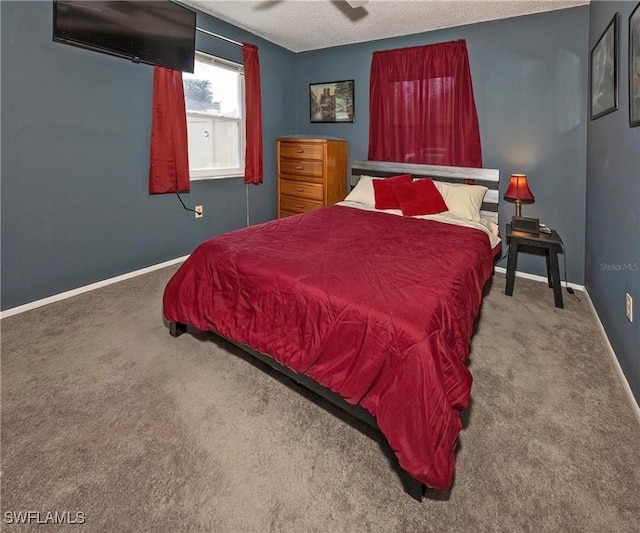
[505,223,565,308]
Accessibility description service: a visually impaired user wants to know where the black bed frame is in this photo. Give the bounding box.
[168,320,426,501]
[168,161,501,501]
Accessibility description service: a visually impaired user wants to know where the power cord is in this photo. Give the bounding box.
[495,250,509,265]
[561,242,580,303]
[176,192,199,215]
[494,240,510,266]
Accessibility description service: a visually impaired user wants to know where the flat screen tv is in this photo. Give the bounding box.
[53,1,196,73]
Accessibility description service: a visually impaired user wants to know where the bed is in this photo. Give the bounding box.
[164,160,501,501]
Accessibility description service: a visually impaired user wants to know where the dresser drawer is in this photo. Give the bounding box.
[280,159,324,179]
[280,179,324,201]
[279,209,299,219]
[280,142,324,161]
[280,195,323,214]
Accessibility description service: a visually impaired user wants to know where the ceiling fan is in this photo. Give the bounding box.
[254,0,369,16]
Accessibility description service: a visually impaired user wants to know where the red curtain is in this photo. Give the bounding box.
[242,43,263,185]
[368,40,482,168]
[149,67,190,194]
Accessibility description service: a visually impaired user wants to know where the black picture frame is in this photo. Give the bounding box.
[309,80,354,123]
[590,13,619,120]
[630,2,640,127]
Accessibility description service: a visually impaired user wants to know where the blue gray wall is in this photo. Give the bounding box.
[0,4,599,314]
[586,1,640,403]
[293,7,590,285]
[1,0,295,310]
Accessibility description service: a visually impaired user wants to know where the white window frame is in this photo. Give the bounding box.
[185,51,245,181]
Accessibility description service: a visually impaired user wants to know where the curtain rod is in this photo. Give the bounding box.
[196,27,242,47]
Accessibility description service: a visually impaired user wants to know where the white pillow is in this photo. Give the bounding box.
[434,181,488,222]
[344,175,376,205]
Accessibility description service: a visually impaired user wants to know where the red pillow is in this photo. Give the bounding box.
[372,174,412,210]
[393,179,448,217]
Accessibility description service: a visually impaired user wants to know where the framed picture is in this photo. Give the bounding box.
[590,13,619,120]
[309,80,354,123]
[630,2,640,127]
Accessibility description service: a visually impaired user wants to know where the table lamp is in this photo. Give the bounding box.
[504,174,539,234]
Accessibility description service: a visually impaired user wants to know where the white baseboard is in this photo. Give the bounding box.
[494,267,638,419]
[0,255,189,320]
[583,289,640,423]
[494,266,585,292]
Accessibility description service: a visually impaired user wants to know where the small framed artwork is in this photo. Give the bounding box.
[630,2,640,127]
[590,13,619,120]
[309,80,354,123]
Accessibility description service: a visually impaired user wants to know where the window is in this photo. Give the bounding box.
[390,77,454,164]
[368,41,482,168]
[183,52,245,180]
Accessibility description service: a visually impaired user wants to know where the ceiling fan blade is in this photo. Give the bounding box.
[345,0,369,8]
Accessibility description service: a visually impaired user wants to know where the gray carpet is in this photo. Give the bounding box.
[1,267,639,532]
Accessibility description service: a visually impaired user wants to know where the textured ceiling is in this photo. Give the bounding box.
[183,0,589,53]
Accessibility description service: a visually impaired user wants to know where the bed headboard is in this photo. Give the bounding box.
[351,160,500,225]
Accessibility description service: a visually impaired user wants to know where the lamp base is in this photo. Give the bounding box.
[512,216,540,234]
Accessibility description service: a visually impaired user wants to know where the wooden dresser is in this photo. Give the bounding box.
[277,137,348,218]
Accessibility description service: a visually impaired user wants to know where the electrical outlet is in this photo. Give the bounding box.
[626,293,633,323]
[195,205,203,219]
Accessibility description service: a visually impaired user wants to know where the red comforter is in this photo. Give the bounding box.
[163,205,494,490]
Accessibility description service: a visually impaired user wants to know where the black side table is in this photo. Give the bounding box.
[505,223,565,308]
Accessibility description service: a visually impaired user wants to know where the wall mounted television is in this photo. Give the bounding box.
[53,1,196,73]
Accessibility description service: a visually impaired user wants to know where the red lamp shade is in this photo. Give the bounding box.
[504,174,534,217]
[504,174,534,202]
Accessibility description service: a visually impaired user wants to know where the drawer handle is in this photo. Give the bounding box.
[296,149,304,153]
[296,166,304,170]
[296,188,304,192]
